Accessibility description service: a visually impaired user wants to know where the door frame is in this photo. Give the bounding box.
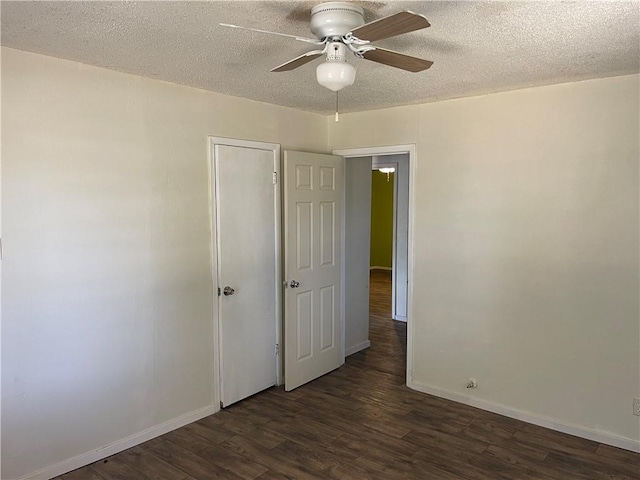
[371,154,410,322]
[333,144,416,385]
[208,136,282,411]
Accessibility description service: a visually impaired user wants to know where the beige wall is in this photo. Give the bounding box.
[3,44,639,479]
[1,47,328,480]
[330,74,640,447]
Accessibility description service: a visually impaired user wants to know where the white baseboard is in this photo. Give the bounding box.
[369,266,392,271]
[19,404,219,480]
[346,340,371,356]
[408,379,640,453]
[392,315,407,322]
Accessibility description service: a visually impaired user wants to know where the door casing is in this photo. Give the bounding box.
[333,144,416,385]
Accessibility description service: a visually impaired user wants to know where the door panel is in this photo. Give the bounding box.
[320,285,335,351]
[320,201,335,266]
[297,291,313,360]
[296,202,313,270]
[215,144,278,407]
[284,150,344,391]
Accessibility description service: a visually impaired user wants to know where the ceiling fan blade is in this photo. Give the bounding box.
[362,47,433,72]
[219,23,321,44]
[271,50,324,72]
[350,11,430,42]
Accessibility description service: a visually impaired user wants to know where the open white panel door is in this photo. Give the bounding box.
[284,150,344,391]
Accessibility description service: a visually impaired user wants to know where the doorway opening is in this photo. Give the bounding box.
[371,155,409,322]
[335,144,415,383]
[370,167,394,318]
[369,164,407,363]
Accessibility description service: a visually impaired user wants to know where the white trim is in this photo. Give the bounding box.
[208,137,283,403]
[206,139,220,410]
[209,136,280,152]
[408,380,640,453]
[392,315,407,322]
[333,145,416,157]
[273,148,283,385]
[273,144,283,385]
[340,154,347,365]
[369,266,392,271]
[18,405,217,480]
[332,144,417,387]
[345,340,371,357]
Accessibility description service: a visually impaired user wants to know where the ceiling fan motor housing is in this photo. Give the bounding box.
[310,2,365,39]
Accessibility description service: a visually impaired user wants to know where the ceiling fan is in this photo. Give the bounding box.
[220,2,433,92]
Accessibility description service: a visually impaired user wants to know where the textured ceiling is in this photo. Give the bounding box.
[2,1,639,114]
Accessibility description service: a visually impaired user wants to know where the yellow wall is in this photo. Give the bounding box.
[370,171,394,268]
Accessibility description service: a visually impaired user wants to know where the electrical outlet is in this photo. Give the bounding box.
[634,398,640,416]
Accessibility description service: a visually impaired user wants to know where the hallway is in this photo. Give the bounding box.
[60,272,639,480]
[359,269,407,380]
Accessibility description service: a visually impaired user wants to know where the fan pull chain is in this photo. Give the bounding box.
[335,91,339,123]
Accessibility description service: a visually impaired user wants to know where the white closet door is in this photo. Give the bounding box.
[214,143,279,407]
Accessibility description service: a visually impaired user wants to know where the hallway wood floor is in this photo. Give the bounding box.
[60,270,639,479]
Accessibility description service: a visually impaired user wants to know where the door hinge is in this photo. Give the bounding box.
[273,172,278,184]
[275,343,280,356]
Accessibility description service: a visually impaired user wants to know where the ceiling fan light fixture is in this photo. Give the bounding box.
[316,59,356,92]
[222,4,434,92]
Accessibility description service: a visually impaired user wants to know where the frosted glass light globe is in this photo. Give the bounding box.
[316,60,356,92]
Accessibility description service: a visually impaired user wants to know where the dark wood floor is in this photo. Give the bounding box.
[60,270,639,480]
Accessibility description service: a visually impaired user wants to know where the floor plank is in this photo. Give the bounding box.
[62,269,640,480]
[117,446,189,480]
